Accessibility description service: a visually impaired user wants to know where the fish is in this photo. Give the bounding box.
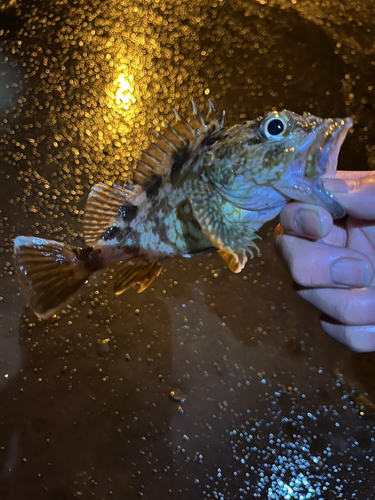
[13,101,352,320]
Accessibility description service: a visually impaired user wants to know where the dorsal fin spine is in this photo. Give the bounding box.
[134,170,154,185]
[148,140,169,157]
[191,101,206,129]
[130,101,224,193]
[160,122,180,152]
[182,118,195,137]
[173,109,182,122]
[158,130,179,153]
[207,99,216,116]
[219,110,225,128]
[135,158,159,175]
[189,101,208,136]
[140,149,161,164]
[137,153,162,175]
[191,101,200,116]
[145,141,168,161]
[206,99,218,127]
[172,109,195,139]
[166,124,187,144]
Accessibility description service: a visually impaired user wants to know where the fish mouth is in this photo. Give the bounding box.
[304,116,353,179]
[301,116,353,218]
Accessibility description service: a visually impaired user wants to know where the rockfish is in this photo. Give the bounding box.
[14,101,352,319]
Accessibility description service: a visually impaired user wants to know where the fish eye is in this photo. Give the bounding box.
[260,114,290,141]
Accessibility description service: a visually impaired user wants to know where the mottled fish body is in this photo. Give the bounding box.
[14,101,352,319]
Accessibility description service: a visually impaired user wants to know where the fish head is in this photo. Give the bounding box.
[206,110,353,219]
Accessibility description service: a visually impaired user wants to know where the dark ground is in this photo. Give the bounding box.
[0,0,375,498]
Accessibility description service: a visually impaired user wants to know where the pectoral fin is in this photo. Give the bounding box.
[114,259,164,296]
[186,180,260,272]
[217,249,248,273]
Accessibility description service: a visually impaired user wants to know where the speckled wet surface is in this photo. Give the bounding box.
[0,0,375,498]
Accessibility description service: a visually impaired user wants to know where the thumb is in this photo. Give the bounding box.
[323,171,375,220]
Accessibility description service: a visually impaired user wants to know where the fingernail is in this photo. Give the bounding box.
[295,208,322,238]
[324,178,358,193]
[331,258,372,287]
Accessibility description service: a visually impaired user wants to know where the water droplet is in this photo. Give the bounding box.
[169,388,185,402]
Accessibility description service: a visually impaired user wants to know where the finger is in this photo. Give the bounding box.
[320,223,347,247]
[276,235,374,287]
[334,170,372,180]
[321,322,375,353]
[346,222,375,284]
[298,287,375,325]
[278,202,333,239]
[324,171,375,220]
[274,220,347,247]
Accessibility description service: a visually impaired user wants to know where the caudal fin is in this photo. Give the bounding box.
[14,236,93,320]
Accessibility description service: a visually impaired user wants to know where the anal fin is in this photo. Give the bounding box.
[114,259,164,296]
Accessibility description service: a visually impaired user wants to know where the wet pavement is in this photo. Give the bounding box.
[0,0,375,498]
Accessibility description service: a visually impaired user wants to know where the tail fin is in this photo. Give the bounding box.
[14,236,95,320]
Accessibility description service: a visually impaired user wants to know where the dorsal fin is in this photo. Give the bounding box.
[83,183,137,246]
[133,100,224,189]
[83,102,225,246]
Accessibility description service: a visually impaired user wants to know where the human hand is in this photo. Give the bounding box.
[274,171,375,352]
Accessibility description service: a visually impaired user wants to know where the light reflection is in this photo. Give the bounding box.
[115,74,136,109]
[100,66,142,170]
[105,68,138,119]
